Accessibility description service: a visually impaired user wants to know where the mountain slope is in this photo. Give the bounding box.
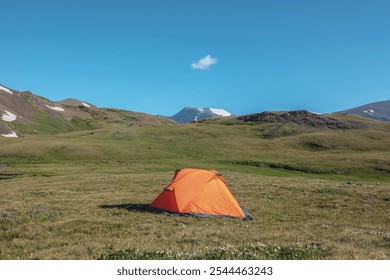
[335,100,390,122]
[170,107,232,123]
[0,84,174,137]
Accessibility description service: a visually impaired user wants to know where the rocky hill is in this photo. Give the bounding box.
[203,110,387,139]
[237,110,368,130]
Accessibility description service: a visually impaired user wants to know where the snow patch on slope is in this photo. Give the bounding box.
[210,108,232,116]
[45,104,65,112]
[1,131,18,137]
[2,110,17,122]
[0,85,13,95]
[363,109,375,115]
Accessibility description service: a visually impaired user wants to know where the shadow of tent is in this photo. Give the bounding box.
[100,203,167,214]
[100,203,252,220]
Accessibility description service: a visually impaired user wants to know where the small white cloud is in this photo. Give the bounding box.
[191,55,218,70]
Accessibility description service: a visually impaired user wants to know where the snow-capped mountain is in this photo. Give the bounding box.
[335,100,390,122]
[170,107,233,123]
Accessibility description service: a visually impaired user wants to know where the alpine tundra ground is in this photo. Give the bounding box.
[1,119,389,259]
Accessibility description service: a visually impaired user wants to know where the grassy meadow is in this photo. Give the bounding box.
[1,120,390,259]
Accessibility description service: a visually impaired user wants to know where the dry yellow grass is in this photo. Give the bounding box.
[1,170,389,259]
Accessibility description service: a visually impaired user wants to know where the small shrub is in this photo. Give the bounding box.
[376,237,390,249]
[315,188,350,196]
[99,248,176,260]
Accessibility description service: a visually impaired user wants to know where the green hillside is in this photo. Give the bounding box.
[2,117,389,179]
[1,89,174,136]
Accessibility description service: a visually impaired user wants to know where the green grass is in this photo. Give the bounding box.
[2,123,389,178]
[100,243,330,260]
[0,120,389,259]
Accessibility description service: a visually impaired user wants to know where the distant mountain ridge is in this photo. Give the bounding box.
[2,83,389,138]
[170,107,232,123]
[335,100,390,122]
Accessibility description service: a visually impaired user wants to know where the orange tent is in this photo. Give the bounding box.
[150,168,251,219]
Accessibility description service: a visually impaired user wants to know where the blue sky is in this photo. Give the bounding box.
[1,0,389,116]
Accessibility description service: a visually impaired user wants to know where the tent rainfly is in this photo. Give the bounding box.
[150,168,252,220]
